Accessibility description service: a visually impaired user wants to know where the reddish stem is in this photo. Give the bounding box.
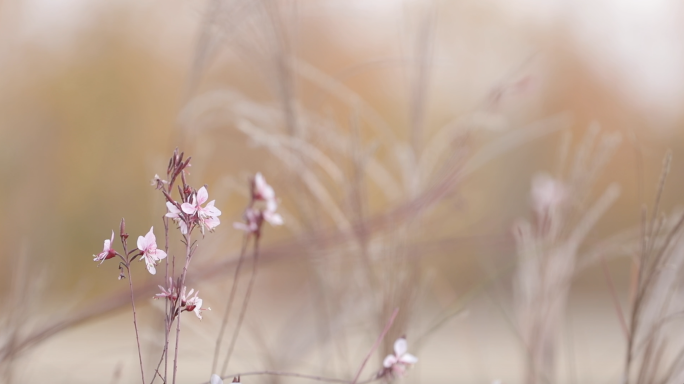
[220,235,261,376]
[212,233,250,374]
[351,307,400,384]
[127,265,146,384]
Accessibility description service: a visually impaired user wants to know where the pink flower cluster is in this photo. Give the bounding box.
[155,279,210,320]
[93,227,167,275]
[166,186,222,235]
[234,173,283,235]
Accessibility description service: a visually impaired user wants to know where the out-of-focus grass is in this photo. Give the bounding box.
[1,1,684,383]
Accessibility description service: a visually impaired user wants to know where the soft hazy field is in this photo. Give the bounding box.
[2,1,684,383]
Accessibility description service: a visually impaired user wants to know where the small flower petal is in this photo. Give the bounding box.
[137,235,147,252]
[145,227,156,245]
[166,202,181,217]
[204,200,222,216]
[145,259,156,275]
[399,353,418,364]
[181,202,196,215]
[196,187,209,205]
[154,249,167,261]
[394,337,408,356]
[264,211,283,226]
[383,355,398,368]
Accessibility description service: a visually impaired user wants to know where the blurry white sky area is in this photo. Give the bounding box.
[8,0,684,130]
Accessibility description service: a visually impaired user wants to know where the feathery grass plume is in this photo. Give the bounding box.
[512,125,621,384]
[622,151,684,384]
[184,1,576,380]
[0,245,50,384]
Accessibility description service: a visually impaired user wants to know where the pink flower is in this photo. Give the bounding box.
[253,172,276,202]
[181,187,222,233]
[154,278,178,301]
[151,174,168,189]
[166,202,188,234]
[253,174,282,226]
[93,230,117,264]
[383,338,417,377]
[233,207,260,233]
[137,227,167,275]
[263,208,283,226]
[531,173,566,215]
[234,173,283,234]
[181,287,210,320]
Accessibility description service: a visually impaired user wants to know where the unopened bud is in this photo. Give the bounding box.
[119,218,128,240]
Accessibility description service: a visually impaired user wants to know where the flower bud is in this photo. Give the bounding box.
[119,218,128,240]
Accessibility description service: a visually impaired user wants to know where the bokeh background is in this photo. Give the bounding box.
[1,0,684,383]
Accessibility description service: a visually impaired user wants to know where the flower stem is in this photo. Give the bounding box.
[221,235,261,376]
[212,233,249,374]
[127,264,146,384]
[173,232,193,384]
[351,307,399,384]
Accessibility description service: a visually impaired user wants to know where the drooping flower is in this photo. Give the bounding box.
[233,207,260,233]
[137,227,167,275]
[166,202,188,234]
[234,173,283,234]
[185,290,210,320]
[181,186,222,233]
[93,230,117,264]
[154,277,178,301]
[253,173,282,225]
[383,337,418,377]
[253,173,275,202]
[179,286,210,320]
[151,174,168,189]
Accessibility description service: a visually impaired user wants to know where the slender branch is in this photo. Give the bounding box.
[203,370,382,384]
[173,232,193,384]
[351,307,399,384]
[220,235,261,375]
[150,347,168,384]
[212,234,250,374]
[127,265,146,384]
[164,216,170,383]
[119,221,146,384]
[601,257,628,340]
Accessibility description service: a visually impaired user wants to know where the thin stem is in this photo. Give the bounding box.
[220,235,261,376]
[204,370,382,384]
[164,216,170,383]
[351,307,399,384]
[173,232,193,384]
[601,257,629,340]
[212,234,250,374]
[150,347,167,384]
[127,265,146,384]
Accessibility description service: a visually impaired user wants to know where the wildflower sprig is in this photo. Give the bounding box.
[91,149,222,384]
[233,173,282,237]
[154,278,211,320]
[381,337,418,378]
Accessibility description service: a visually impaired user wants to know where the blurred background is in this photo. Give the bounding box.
[1,0,684,383]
